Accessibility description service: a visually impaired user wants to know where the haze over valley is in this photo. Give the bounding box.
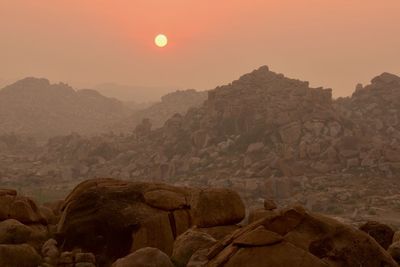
[1,1,400,267]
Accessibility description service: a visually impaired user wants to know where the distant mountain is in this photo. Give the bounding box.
[95,83,179,103]
[0,78,130,138]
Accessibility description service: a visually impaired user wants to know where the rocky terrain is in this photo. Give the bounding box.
[1,178,400,266]
[1,66,400,234]
[0,78,207,140]
[111,89,208,132]
[3,67,400,222]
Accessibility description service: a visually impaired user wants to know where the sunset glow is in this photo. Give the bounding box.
[1,1,400,96]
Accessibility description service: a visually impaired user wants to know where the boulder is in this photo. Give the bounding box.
[131,212,175,256]
[359,221,394,250]
[57,179,242,264]
[0,243,42,267]
[40,206,58,225]
[279,122,302,145]
[224,242,326,267]
[246,142,264,153]
[264,199,277,210]
[41,238,59,263]
[388,241,400,264]
[0,219,32,244]
[143,189,187,211]
[172,229,216,267]
[190,188,245,227]
[192,206,397,267]
[75,252,96,264]
[392,230,400,243]
[0,192,46,224]
[111,247,174,267]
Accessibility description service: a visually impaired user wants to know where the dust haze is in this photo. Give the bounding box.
[0,1,400,267]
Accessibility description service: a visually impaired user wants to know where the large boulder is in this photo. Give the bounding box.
[111,247,174,267]
[191,206,397,267]
[57,178,243,265]
[0,243,42,267]
[190,188,245,227]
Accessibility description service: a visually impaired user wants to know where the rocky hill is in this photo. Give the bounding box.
[335,72,400,172]
[0,78,130,138]
[111,89,207,132]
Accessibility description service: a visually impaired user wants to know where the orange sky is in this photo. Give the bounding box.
[1,0,399,98]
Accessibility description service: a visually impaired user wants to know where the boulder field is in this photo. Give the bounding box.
[0,178,399,266]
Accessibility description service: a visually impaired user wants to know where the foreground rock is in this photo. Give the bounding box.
[191,206,397,267]
[0,189,46,224]
[0,243,42,267]
[0,188,53,267]
[111,247,174,267]
[172,229,216,267]
[57,178,245,266]
[360,221,395,250]
[0,219,32,244]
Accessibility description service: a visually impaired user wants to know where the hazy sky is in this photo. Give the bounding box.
[1,0,400,97]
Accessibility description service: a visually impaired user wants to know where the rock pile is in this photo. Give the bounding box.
[56,178,245,266]
[0,188,57,267]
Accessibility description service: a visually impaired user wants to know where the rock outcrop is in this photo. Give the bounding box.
[189,206,398,267]
[0,188,55,267]
[56,179,245,266]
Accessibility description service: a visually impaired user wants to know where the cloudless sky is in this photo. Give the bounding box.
[1,0,400,97]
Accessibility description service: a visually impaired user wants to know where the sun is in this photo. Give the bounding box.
[155,34,168,48]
